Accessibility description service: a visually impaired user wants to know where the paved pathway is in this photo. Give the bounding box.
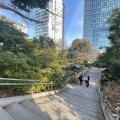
[31,67,104,120]
[57,67,104,120]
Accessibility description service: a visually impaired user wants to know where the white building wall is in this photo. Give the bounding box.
[35,0,64,48]
[48,0,53,39]
[0,14,27,33]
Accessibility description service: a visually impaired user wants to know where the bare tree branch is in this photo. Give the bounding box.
[45,8,61,17]
[0,3,43,23]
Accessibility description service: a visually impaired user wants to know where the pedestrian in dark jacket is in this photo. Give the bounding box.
[85,76,90,87]
[79,74,83,85]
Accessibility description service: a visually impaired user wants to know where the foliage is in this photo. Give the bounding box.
[102,81,120,106]
[71,39,92,53]
[64,71,74,78]
[67,38,92,65]
[0,19,27,53]
[95,9,120,106]
[0,19,67,95]
[0,19,27,41]
[0,51,30,78]
[10,0,50,13]
[33,36,55,49]
[96,8,120,79]
[107,8,120,45]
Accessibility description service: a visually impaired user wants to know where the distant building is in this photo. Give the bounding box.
[35,0,64,48]
[0,14,27,33]
[83,0,120,50]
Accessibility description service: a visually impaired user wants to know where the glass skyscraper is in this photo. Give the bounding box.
[35,0,64,48]
[83,0,120,50]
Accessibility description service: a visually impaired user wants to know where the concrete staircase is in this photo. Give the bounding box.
[0,85,105,120]
[0,68,105,120]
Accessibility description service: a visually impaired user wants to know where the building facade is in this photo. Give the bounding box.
[35,0,64,48]
[83,0,120,50]
[0,14,27,33]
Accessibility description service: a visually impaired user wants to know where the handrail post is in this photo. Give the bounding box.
[51,81,53,90]
[32,81,33,94]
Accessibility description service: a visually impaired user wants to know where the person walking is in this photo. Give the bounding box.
[85,76,90,87]
[79,74,83,85]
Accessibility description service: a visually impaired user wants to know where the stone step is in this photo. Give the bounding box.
[32,97,80,120]
[35,96,80,118]
[63,98,104,120]
[49,95,104,120]
[68,85,99,96]
[21,100,57,120]
[4,103,41,120]
[34,96,98,120]
[64,90,100,103]
[42,95,103,117]
[31,98,62,120]
[59,92,102,109]
[59,93,102,111]
[0,106,14,120]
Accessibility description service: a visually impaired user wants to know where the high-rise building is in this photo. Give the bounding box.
[35,0,64,48]
[83,0,120,50]
[0,14,27,33]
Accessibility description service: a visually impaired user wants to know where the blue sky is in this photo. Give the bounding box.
[63,0,84,46]
[0,0,84,46]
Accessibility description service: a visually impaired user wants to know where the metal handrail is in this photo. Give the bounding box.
[0,77,70,95]
[0,78,43,82]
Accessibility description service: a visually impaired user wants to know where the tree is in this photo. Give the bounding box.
[34,36,55,49]
[70,39,91,53]
[104,9,120,78]
[0,51,30,78]
[67,39,92,65]
[0,0,50,23]
[0,19,28,53]
[0,19,27,41]
[107,8,120,45]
